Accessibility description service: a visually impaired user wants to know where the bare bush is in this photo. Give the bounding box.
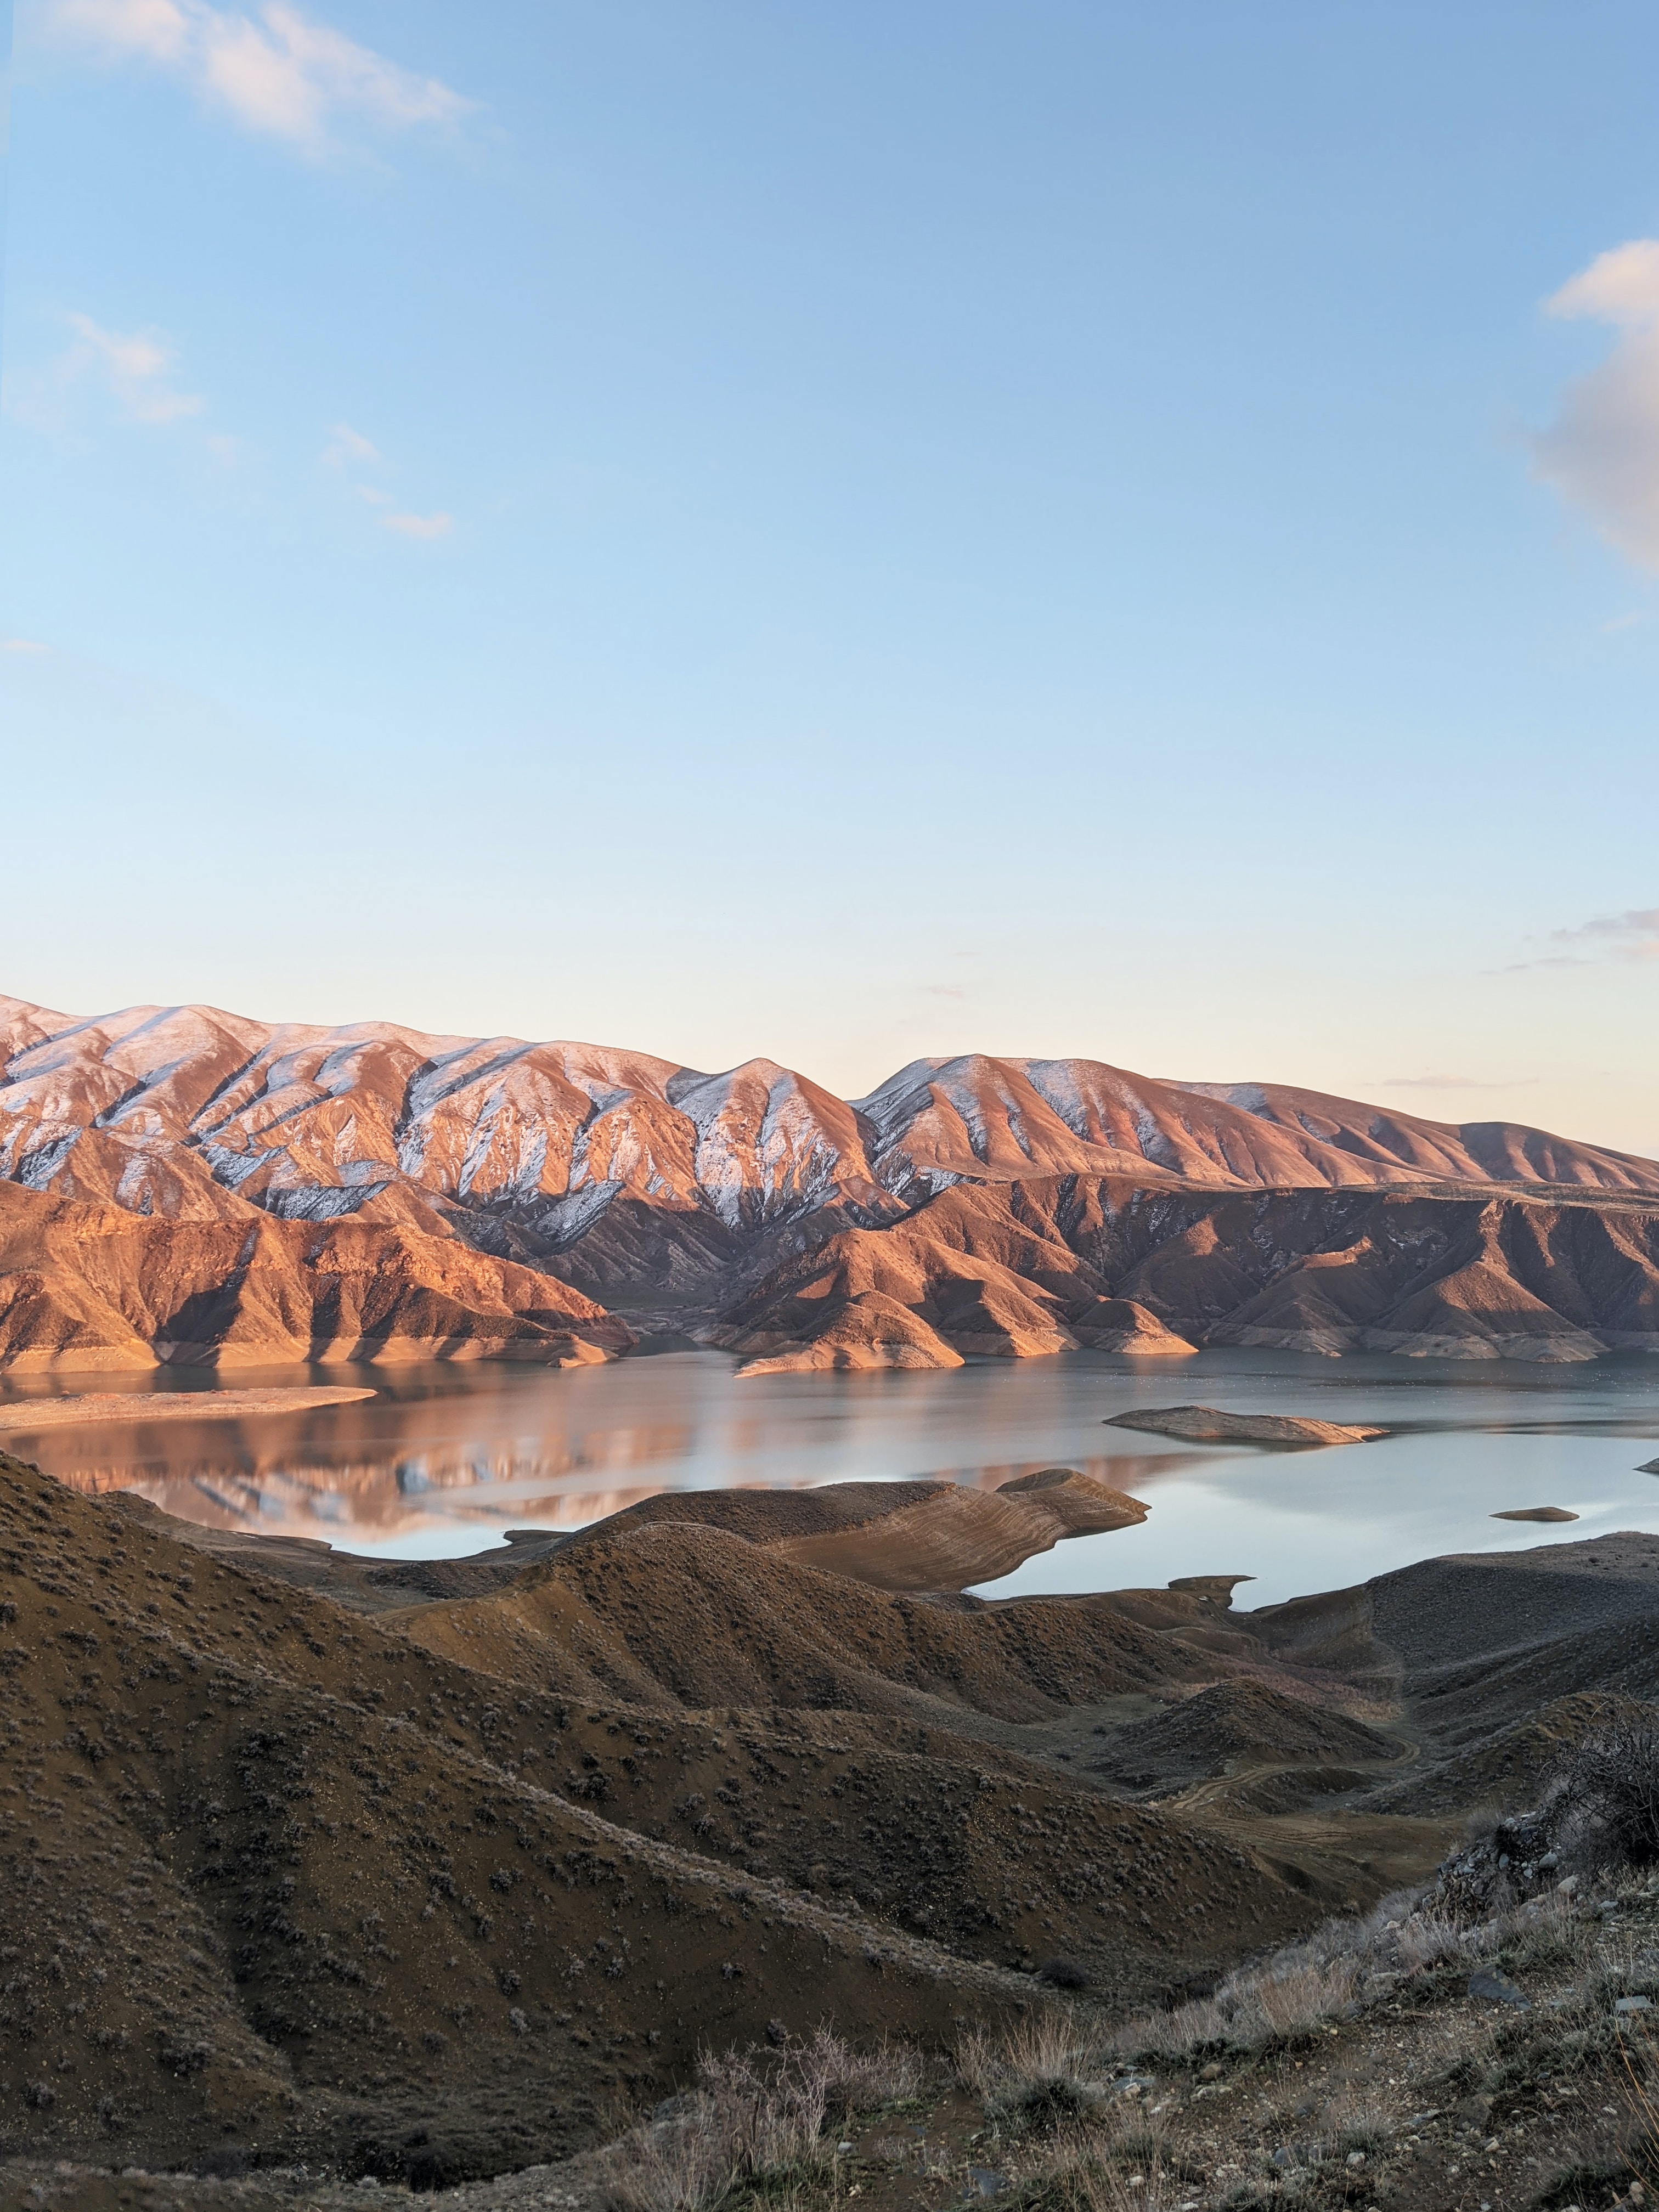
[609,2028,920,2212]
[1102,1881,1590,2070]
[1554,1720,1659,1874]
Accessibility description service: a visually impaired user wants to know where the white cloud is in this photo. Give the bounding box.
[324,420,380,468]
[1532,240,1659,569]
[380,510,452,540]
[38,0,472,154]
[64,311,204,423]
[1,640,49,653]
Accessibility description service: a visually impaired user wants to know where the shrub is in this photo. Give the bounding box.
[193,2146,251,2179]
[1038,1957,1091,1991]
[1553,1720,1659,1874]
[609,2029,921,2212]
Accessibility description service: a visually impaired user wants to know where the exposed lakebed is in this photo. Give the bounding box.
[4,1347,1659,1606]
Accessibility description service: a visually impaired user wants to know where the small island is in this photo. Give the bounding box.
[1104,1403,1387,1448]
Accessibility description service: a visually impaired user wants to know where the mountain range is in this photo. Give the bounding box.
[2,991,1657,1370]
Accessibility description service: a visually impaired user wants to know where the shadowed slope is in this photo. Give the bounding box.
[718,1178,1659,1366]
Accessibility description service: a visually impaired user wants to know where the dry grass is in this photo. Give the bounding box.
[1012,2136,1186,2212]
[1312,2080,1396,2159]
[956,2011,1104,2140]
[607,2028,922,2212]
[1105,1881,1599,2072]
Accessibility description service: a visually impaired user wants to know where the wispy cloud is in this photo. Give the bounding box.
[1,640,49,653]
[320,422,453,539]
[1505,903,1659,970]
[1532,240,1659,570]
[324,421,380,468]
[37,0,473,156]
[380,510,452,541]
[69,312,202,421]
[1555,905,1659,958]
[10,311,207,430]
[1381,1073,1538,1091]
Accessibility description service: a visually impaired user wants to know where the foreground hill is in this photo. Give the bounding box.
[0,1449,1340,2180]
[9,1444,1659,2200]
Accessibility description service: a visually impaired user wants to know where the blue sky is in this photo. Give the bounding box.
[2,2,1657,1152]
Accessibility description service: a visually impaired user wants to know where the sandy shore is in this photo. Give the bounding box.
[0,1385,376,1431]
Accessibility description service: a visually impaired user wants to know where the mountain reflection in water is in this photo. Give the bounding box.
[3,1347,1658,1602]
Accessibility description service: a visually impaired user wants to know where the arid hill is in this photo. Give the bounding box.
[0,1449,1345,2183]
[554,1472,1148,1593]
[9,1435,1659,2199]
[716,1178,1659,1367]
[3,992,1657,1372]
[0,1181,631,1372]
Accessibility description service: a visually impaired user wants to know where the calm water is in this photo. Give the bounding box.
[6,1350,1659,1607]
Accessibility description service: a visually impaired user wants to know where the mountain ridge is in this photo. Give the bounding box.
[5,994,1655,1232]
[3,992,1657,1372]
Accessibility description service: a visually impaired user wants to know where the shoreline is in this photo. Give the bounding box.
[0,1384,377,1432]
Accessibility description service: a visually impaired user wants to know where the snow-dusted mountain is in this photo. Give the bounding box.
[2,998,1655,1269]
[3,995,1658,1371]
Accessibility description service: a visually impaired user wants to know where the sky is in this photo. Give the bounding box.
[1,3,1657,1153]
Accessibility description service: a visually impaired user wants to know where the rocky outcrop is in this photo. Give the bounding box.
[0,1181,631,1370]
[1068,1296,1197,1355]
[731,1291,966,1374]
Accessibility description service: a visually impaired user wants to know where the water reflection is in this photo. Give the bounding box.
[4,1348,1659,1598]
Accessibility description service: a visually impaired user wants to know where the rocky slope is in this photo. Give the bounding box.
[5,995,1656,1257]
[0,1181,631,1372]
[716,1178,1659,1367]
[3,993,1657,1371]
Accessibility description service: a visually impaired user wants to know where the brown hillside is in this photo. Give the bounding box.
[0,1449,1346,2183]
[718,1178,1659,1365]
[548,1476,1147,1593]
[0,1181,631,1371]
